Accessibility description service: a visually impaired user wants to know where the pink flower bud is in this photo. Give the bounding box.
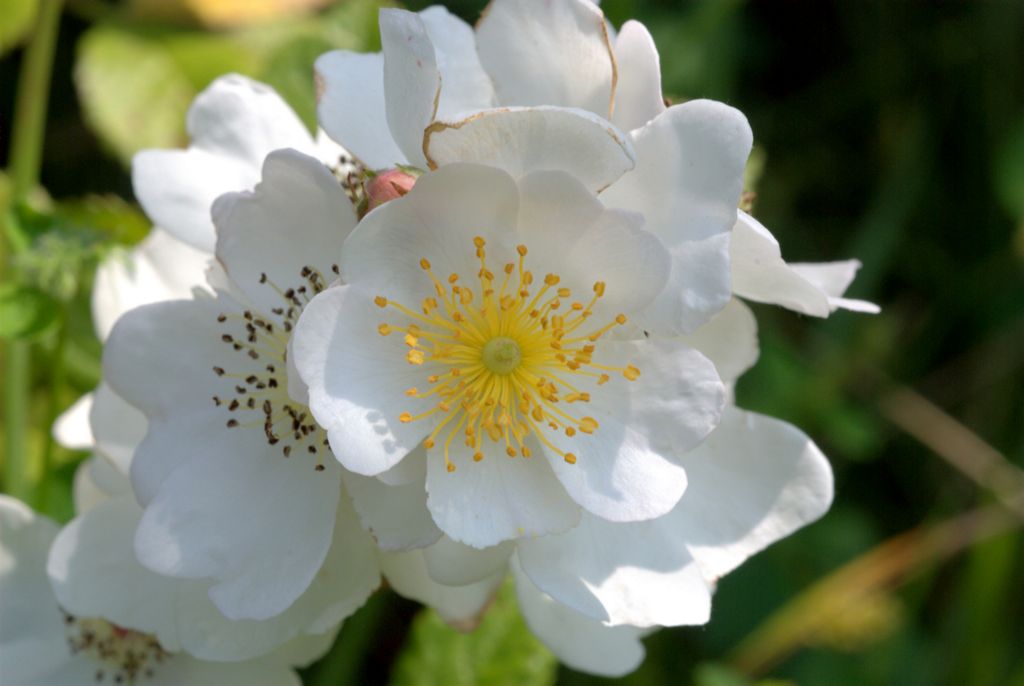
[363,168,418,215]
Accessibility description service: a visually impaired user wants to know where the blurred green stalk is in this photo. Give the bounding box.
[3,0,64,499]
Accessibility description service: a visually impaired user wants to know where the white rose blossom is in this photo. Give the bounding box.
[0,493,326,686]
[103,149,381,623]
[291,161,727,545]
[54,73,348,464]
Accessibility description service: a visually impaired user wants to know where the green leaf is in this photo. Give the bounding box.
[76,25,195,164]
[56,194,151,245]
[0,0,39,55]
[995,116,1024,221]
[0,283,59,339]
[390,580,557,686]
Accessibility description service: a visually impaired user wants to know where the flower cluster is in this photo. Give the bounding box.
[4,1,877,682]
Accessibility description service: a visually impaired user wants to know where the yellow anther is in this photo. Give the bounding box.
[544,274,560,286]
[420,258,431,270]
[374,295,388,308]
[579,417,598,434]
[404,333,418,348]
[407,350,425,365]
[564,453,578,465]
[399,412,413,423]
[446,462,456,473]
[516,244,528,256]
[506,446,517,457]
[557,288,571,297]
[405,387,419,396]
[593,282,606,296]
[615,314,628,325]
[598,374,610,385]
[521,446,532,458]
[624,365,641,380]
[473,236,486,249]
[504,263,514,274]
[565,427,576,437]
[378,323,392,336]
[448,273,459,283]
[423,438,435,449]
[473,451,484,462]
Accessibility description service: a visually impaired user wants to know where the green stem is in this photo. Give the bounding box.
[2,0,64,499]
[8,0,64,200]
[36,302,70,509]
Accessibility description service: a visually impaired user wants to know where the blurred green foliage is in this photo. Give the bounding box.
[1,0,1022,685]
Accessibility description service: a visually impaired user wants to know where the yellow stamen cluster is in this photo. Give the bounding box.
[376,237,640,472]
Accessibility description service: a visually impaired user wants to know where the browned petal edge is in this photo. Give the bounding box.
[421,107,515,170]
[314,69,327,102]
[594,5,620,121]
[445,580,503,633]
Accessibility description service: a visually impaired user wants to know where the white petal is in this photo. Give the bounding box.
[425,435,581,548]
[89,381,147,475]
[341,446,443,551]
[637,231,733,335]
[676,406,834,582]
[602,101,751,332]
[677,298,759,384]
[175,493,379,661]
[422,536,513,586]
[603,101,751,242]
[92,228,210,341]
[730,210,830,316]
[375,446,427,486]
[380,549,504,626]
[732,212,878,316]
[52,393,93,451]
[512,558,645,678]
[315,51,407,170]
[424,107,634,192]
[134,427,341,621]
[612,21,664,132]
[541,339,724,522]
[515,169,666,318]
[292,285,431,476]
[0,496,68,686]
[477,0,616,118]
[338,163,518,306]
[47,496,182,652]
[103,297,225,421]
[380,9,440,168]
[789,261,880,313]
[517,511,711,627]
[133,75,315,251]
[418,6,496,115]
[72,455,129,514]
[212,148,357,315]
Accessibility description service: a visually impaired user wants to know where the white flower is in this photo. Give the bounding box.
[50,454,363,663]
[51,230,210,455]
[0,494,320,686]
[103,149,380,622]
[291,162,726,548]
[386,299,832,677]
[55,73,334,458]
[315,0,753,335]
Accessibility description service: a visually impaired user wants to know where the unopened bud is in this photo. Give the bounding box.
[362,168,418,216]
